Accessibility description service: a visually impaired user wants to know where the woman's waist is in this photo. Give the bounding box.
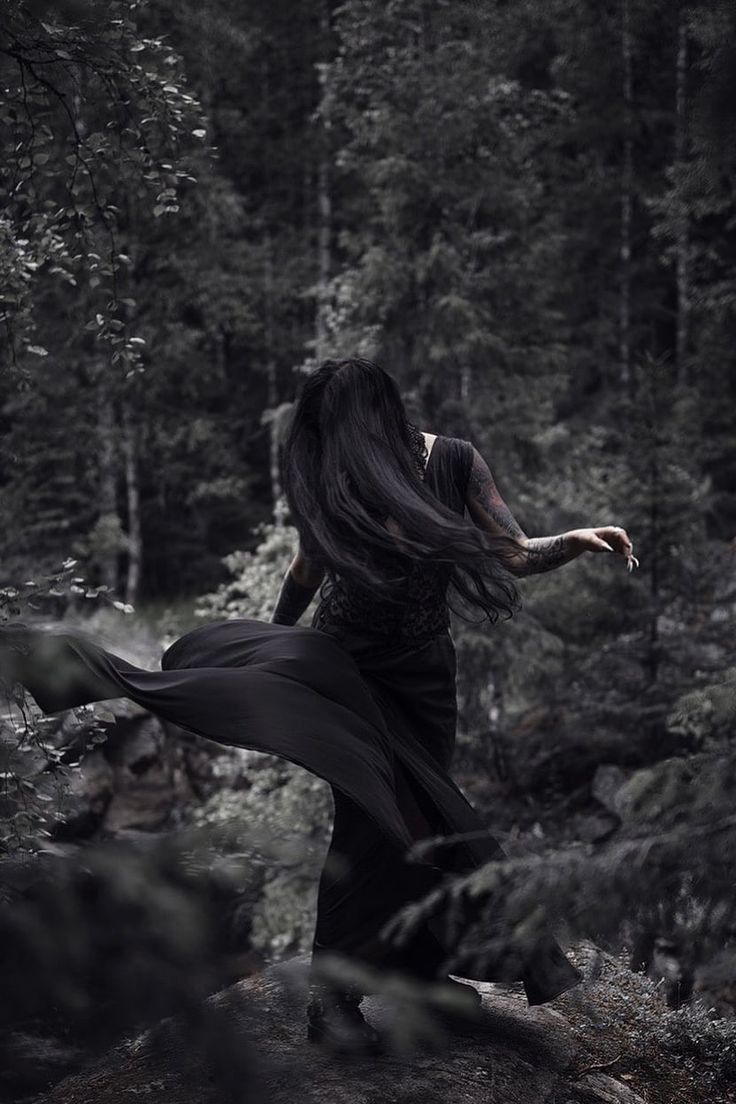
[312,597,449,638]
[315,574,448,628]
[310,603,451,655]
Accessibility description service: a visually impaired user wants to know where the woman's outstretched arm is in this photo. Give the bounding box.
[464,444,637,577]
[270,544,325,625]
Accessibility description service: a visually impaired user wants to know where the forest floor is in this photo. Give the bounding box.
[3,604,735,1103]
[34,945,736,1104]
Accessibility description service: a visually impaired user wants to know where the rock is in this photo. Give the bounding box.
[694,949,736,1018]
[510,717,642,800]
[592,753,736,829]
[591,765,629,816]
[0,1030,86,1099]
[574,1072,646,1103]
[613,753,736,827]
[40,958,572,1104]
[614,757,696,823]
[58,748,115,837]
[78,715,197,834]
[54,714,202,839]
[39,947,726,1104]
[666,670,736,748]
[575,813,620,844]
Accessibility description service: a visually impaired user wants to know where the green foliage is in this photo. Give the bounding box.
[323,0,571,442]
[0,835,261,1096]
[387,660,736,1027]
[0,0,207,374]
[564,946,736,1097]
[0,557,126,859]
[0,2,326,599]
[195,520,304,623]
[188,758,331,962]
[191,520,330,962]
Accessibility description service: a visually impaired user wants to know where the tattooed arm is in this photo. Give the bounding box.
[464,445,636,577]
[270,543,326,625]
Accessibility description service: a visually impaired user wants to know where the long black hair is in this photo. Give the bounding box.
[281,358,520,623]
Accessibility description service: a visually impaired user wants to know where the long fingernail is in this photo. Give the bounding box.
[602,541,614,552]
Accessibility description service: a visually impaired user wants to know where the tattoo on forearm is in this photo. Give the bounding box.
[524,536,568,574]
[466,448,573,577]
[270,571,317,625]
[467,450,526,540]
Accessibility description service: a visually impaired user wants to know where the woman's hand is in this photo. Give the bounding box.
[568,526,640,572]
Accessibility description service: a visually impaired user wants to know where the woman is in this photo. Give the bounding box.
[269,358,636,1048]
[0,357,636,1054]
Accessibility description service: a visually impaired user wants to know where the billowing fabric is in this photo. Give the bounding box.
[0,435,582,1004]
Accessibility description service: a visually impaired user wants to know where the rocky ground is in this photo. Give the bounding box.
[36,945,735,1104]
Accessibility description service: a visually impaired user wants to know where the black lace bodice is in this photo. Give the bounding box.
[407,422,428,480]
[312,560,453,645]
[310,425,454,646]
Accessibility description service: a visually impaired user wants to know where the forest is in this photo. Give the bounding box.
[1,1,736,1102]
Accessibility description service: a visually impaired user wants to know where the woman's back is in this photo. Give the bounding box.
[310,433,474,646]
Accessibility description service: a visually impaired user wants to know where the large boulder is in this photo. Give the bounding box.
[57,707,251,840]
[592,752,736,828]
[39,946,733,1104]
[666,669,736,749]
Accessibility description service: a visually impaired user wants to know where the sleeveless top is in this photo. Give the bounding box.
[309,432,474,647]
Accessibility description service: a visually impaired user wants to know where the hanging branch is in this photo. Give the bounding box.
[0,4,207,369]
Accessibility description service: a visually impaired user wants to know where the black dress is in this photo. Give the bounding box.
[0,434,582,1004]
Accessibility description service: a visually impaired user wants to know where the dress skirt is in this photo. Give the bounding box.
[0,614,582,1005]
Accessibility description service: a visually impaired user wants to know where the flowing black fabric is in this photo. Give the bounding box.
[0,435,582,1005]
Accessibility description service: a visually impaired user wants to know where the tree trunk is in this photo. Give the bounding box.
[257,48,284,528]
[263,230,284,525]
[121,400,142,606]
[315,156,331,365]
[97,379,119,594]
[619,0,633,391]
[315,0,332,365]
[675,13,690,383]
[646,364,661,686]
